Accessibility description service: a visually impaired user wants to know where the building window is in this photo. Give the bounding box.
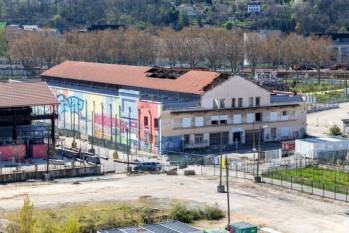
[255,97,260,106]
[270,128,276,139]
[195,117,204,127]
[220,119,227,125]
[249,97,254,107]
[282,111,287,116]
[184,135,190,145]
[247,113,254,123]
[231,98,236,108]
[220,99,225,108]
[233,114,242,124]
[211,120,219,125]
[238,98,243,107]
[213,99,219,109]
[195,134,203,144]
[154,118,159,129]
[144,116,149,127]
[255,112,262,122]
[182,118,192,128]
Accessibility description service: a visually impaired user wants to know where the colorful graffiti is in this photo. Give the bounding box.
[138,100,161,152]
[0,144,26,161]
[51,87,162,152]
[32,144,48,159]
[57,94,84,114]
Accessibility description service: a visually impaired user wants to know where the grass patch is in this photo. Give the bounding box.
[264,166,349,193]
[290,82,343,93]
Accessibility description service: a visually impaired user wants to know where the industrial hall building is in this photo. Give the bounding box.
[0,81,58,161]
[41,61,306,154]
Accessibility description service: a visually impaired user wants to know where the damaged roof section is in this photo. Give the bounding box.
[41,61,223,95]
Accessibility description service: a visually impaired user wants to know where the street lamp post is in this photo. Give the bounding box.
[127,107,131,174]
[217,114,226,193]
[225,155,231,225]
[91,101,95,154]
[255,124,268,183]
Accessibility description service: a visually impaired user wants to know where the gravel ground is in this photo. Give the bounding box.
[307,102,349,137]
[0,173,348,233]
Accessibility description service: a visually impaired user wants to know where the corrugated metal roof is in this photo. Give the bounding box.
[270,95,303,103]
[0,81,58,108]
[98,220,201,233]
[296,137,349,144]
[41,61,221,95]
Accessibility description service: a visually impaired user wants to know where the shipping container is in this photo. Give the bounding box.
[295,137,349,159]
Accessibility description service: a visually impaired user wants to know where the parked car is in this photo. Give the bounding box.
[133,162,161,172]
[82,153,101,164]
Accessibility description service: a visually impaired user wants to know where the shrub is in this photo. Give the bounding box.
[203,205,225,220]
[329,125,341,136]
[169,204,203,223]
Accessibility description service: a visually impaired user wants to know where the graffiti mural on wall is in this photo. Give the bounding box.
[138,100,161,152]
[57,94,84,114]
[0,144,26,161]
[50,87,162,151]
[51,87,141,145]
[32,144,48,159]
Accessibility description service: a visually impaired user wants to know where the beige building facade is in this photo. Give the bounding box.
[160,76,306,151]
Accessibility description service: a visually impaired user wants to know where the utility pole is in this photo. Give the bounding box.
[127,107,131,174]
[255,125,263,183]
[217,114,226,193]
[45,134,50,181]
[225,156,231,225]
[91,101,95,154]
[252,122,256,175]
[46,135,50,173]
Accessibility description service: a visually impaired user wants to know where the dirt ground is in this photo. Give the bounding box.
[0,173,348,233]
[307,102,349,137]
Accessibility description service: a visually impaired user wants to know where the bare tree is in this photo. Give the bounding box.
[264,32,283,70]
[177,27,203,68]
[281,33,309,77]
[159,28,182,67]
[200,27,228,71]
[308,36,333,83]
[244,32,265,77]
[225,29,244,73]
[8,31,61,71]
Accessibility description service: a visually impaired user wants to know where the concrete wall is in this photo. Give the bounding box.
[49,84,162,153]
[0,165,102,183]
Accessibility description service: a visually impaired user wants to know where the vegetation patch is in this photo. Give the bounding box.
[1,198,225,233]
[264,166,349,193]
[169,203,225,223]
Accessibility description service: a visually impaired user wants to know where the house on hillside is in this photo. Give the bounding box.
[247,1,262,14]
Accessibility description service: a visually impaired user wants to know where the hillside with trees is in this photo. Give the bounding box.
[0,0,349,34]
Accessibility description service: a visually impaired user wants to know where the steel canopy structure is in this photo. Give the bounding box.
[0,81,58,160]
